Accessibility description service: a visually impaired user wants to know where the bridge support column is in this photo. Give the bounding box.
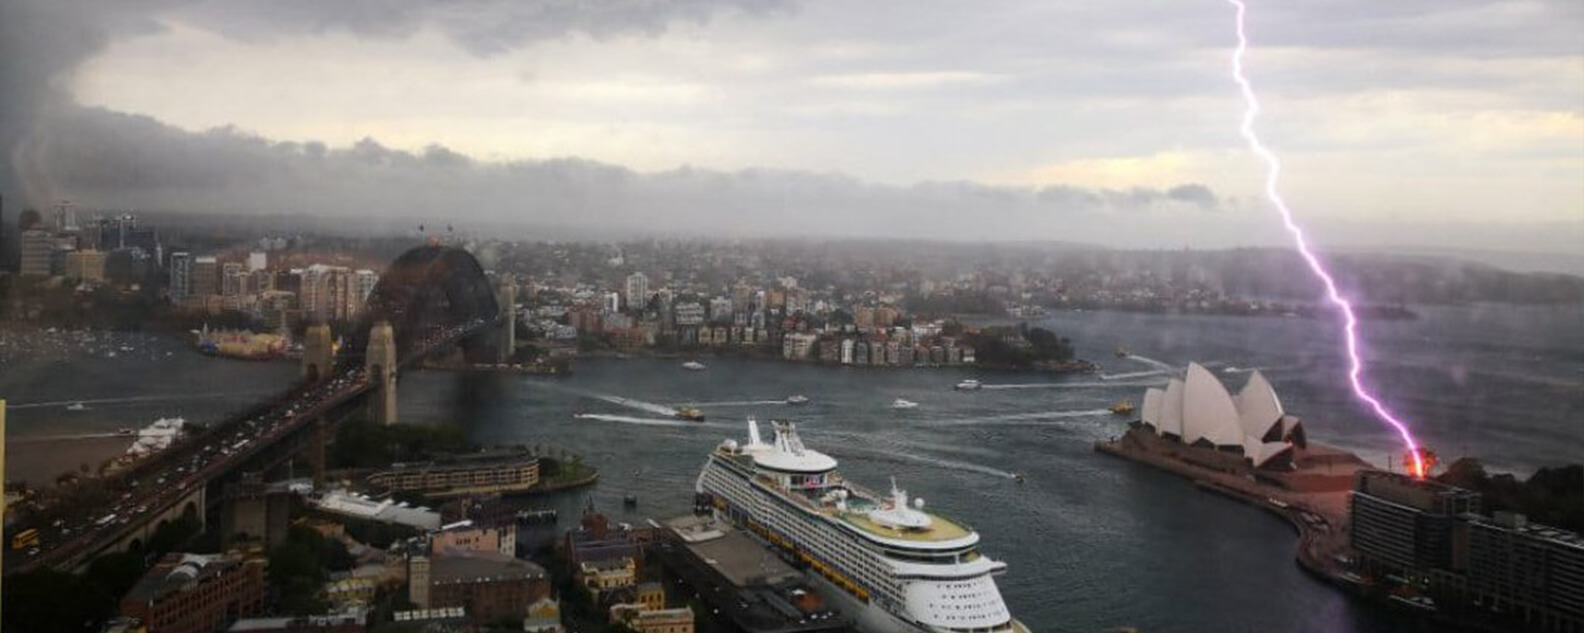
[310,416,327,487]
[367,320,398,426]
[302,323,333,382]
[497,274,516,364]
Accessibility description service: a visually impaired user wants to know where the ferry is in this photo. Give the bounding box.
[786,395,811,405]
[954,379,982,391]
[890,398,919,410]
[674,408,706,422]
[681,361,707,371]
[696,419,1030,632]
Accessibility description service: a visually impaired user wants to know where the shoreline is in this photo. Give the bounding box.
[1093,432,1506,632]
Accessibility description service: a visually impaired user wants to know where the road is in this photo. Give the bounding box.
[5,318,490,574]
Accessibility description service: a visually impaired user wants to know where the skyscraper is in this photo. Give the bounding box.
[169,252,192,305]
[624,272,649,312]
[192,256,220,296]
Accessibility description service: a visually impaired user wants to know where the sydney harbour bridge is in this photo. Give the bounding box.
[5,245,517,575]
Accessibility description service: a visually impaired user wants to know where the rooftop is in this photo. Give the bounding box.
[123,553,253,605]
[431,551,546,584]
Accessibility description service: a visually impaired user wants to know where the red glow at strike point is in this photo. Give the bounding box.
[1224,0,1426,479]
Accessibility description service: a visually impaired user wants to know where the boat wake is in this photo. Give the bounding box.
[573,413,696,428]
[672,399,787,408]
[1124,355,1177,372]
[981,380,1163,390]
[591,394,679,416]
[1099,369,1168,381]
[923,409,1112,427]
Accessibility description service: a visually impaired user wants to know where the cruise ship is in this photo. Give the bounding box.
[696,419,1030,632]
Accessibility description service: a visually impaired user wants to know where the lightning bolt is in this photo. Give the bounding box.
[1224,0,1426,478]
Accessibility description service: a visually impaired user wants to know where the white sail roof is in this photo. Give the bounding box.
[1142,363,1299,468]
[1236,370,1285,440]
[1159,378,1186,437]
[1140,388,1165,428]
[1182,363,1243,447]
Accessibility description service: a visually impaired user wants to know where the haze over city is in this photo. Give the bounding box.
[1,2,1581,633]
[3,0,1581,255]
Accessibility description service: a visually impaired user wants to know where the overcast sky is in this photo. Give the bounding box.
[2,0,1580,252]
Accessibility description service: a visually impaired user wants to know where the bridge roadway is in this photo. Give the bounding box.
[5,317,496,575]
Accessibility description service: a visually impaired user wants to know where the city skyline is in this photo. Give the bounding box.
[1,0,1580,254]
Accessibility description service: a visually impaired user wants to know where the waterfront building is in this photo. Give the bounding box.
[366,452,540,498]
[312,490,441,530]
[625,272,650,311]
[696,420,1028,631]
[119,552,267,633]
[1350,470,1481,578]
[655,515,849,633]
[674,302,705,327]
[1137,364,1305,469]
[1466,513,1584,631]
[709,296,734,323]
[783,332,819,360]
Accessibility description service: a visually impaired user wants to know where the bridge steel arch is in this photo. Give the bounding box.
[339,245,500,365]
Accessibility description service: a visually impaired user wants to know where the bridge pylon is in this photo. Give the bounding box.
[302,323,333,382]
[367,320,398,426]
[497,274,516,363]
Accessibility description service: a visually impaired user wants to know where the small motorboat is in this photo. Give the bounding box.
[1114,347,1129,358]
[786,395,810,405]
[674,408,706,422]
[115,427,136,436]
[1013,473,1027,484]
[623,494,639,507]
[681,361,707,371]
[954,379,982,391]
[1110,399,1136,416]
[891,398,919,410]
[65,402,89,411]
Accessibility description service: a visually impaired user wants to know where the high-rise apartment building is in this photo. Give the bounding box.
[624,272,649,312]
[192,256,220,296]
[169,252,192,305]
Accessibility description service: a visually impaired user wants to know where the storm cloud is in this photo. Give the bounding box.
[1,0,1579,254]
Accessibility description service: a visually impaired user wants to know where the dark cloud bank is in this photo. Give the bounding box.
[1,0,1579,259]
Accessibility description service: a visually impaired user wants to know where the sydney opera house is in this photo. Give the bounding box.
[1138,363,1307,470]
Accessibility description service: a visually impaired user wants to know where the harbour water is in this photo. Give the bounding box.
[4,304,1581,631]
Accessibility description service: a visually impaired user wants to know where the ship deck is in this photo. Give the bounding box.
[837,510,972,542]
